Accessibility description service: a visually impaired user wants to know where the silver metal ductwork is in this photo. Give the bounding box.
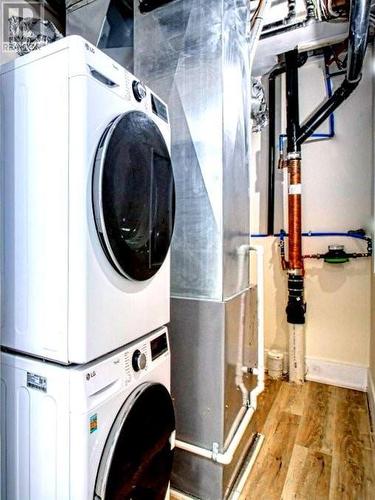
[66,0,134,70]
[135,0,251,301]
[66,0,111,45]
[134,2,260,498]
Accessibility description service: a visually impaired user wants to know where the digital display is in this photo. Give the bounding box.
[151,94,168,123]
[151,333,168,360]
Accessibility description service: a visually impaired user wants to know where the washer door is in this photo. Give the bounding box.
[95,383,175,500]
[93,111,175,281]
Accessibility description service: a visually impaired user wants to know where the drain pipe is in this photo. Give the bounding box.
[285,49,305,384]
[175,246,265,465]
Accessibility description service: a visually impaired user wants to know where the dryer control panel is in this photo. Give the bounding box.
[77,326,170,409]
[123,327,169,382]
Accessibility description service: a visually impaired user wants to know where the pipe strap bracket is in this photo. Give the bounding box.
[212,442,219,462]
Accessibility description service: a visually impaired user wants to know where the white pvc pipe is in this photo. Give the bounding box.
[175,245,265,466]
[248,0,273,70]
[250,244,265,392]
[288,323,305,384]
[225,405,247,449]
[175,407,255,465]
[236,245,251,406]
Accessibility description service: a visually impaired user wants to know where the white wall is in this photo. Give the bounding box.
[251,53,373,370]
[369,43,375,423]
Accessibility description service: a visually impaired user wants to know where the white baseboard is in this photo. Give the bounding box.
[264,349,368,392]
[367,369,375,430]
[305,357,368,392]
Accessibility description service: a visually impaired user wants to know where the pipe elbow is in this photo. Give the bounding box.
[238,244,251,255]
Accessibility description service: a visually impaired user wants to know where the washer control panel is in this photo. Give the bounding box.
[80,327,169,411]
[123,327,169,383]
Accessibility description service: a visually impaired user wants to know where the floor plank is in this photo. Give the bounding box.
[283,382,307,417]
[281,444,332,499]
[329,387,374,499]
[271,380,307,417]
[295,382,336,455]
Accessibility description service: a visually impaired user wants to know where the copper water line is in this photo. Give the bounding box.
[288,158,303,272]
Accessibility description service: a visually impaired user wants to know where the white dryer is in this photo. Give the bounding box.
[1,327,175,499]
[0,36,175,363]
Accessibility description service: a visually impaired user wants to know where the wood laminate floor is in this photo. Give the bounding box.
[240,379,375,500]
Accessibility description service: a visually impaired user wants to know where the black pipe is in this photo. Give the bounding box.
[297,80,357,144]
[285,50,301,155]
[297,0,371,144]
[267,64,286,235]
[267,53,307,235]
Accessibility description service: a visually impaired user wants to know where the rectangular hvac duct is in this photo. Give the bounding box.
[134,0,251,301]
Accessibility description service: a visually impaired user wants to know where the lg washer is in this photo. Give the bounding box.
[1,327,175,499]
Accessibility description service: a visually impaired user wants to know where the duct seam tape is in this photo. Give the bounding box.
[267,350,284,379]
[289,184,301,195]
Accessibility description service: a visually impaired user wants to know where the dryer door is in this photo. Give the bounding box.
[93,111,175,281]
[95,383,175,500]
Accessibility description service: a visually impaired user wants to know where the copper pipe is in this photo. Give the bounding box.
[288,159,303,271]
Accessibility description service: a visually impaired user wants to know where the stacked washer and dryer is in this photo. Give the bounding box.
[1,35,176,499]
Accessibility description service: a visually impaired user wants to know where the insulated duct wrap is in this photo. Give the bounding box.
[251,77,269,132]
[134,0,251,300]
[8,16,62,55]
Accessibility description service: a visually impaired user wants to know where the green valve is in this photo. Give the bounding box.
[324,257,349,264]
[323,245,349,264]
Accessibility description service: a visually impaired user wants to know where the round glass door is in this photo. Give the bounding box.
[95,383,175,500]
[93,111,175,281]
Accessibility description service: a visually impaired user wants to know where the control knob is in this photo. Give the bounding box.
[132,80,147,102]
[132,349,147,372]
